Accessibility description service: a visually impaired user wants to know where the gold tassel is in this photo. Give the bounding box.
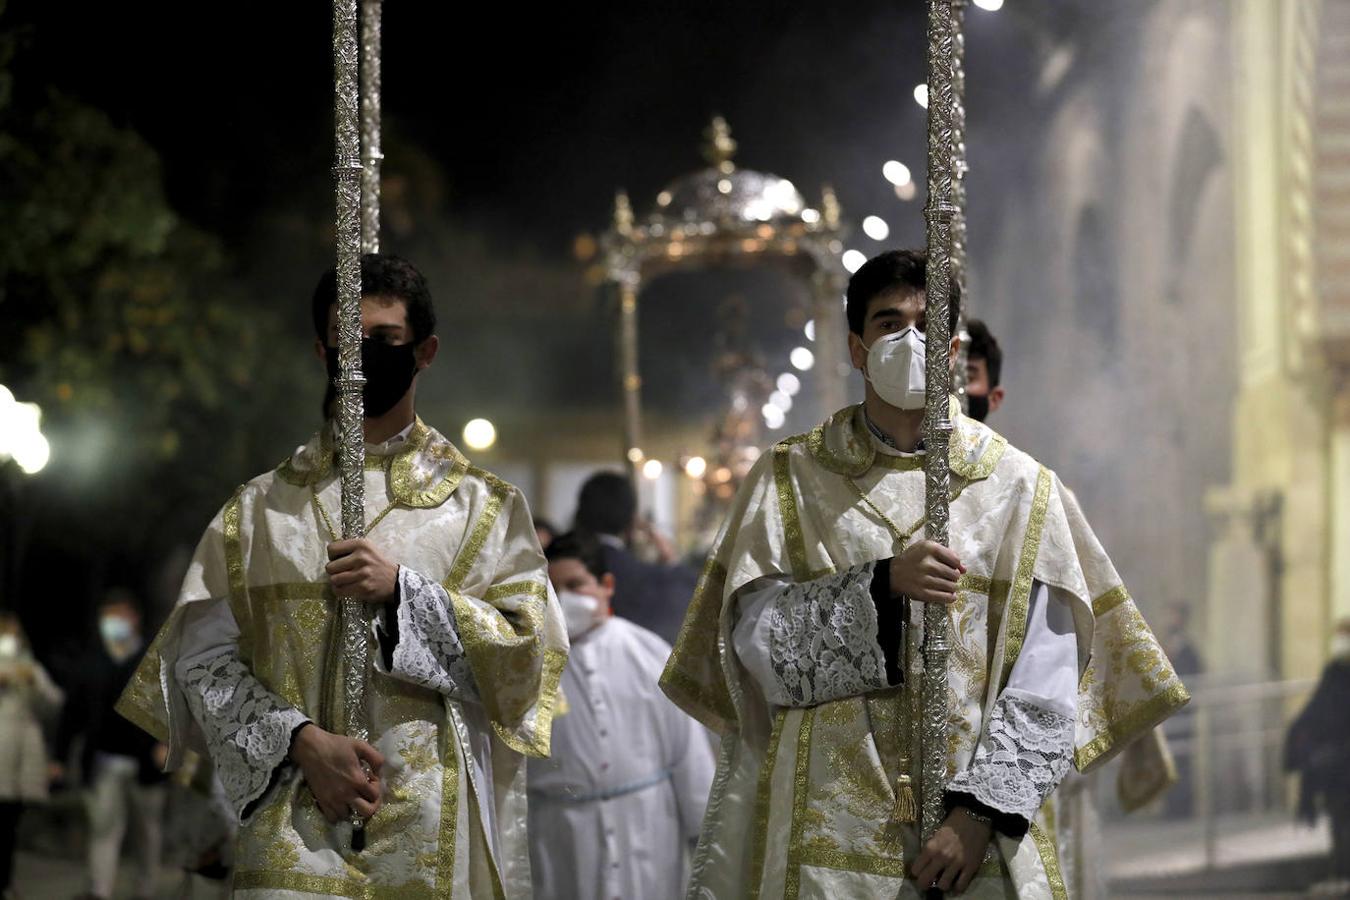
[894,773,917,824]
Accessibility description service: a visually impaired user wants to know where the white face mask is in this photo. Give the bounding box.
[0,634,18,658]
[866,326,926,410]
[557,590,606,640]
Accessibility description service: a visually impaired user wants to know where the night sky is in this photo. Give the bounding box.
[10,1,1044,258]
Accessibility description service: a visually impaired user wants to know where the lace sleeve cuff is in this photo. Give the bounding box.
[378,566,479,702]
[179,653,310,821]
[763,562,893,707]
[944,688,1075,823]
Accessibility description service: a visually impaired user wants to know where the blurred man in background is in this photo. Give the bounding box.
[964,318,1004,423]
[1286,619,1350,894]
[0,612,64,900]
[55,591,167,900]
[529,530,714,900]
[574,472,699,645]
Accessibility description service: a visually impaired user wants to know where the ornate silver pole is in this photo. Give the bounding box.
[331,0,372,848]
[950,1,971,411]
[360,0,382,253]
[921,0,958,854]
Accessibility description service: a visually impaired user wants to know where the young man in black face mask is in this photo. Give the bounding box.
[116,254,568,899]
[963,319,1004,424]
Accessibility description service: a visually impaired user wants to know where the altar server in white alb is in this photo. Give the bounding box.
[661,249,1189,898]
[117,254,569,899]
[528,530,715,900]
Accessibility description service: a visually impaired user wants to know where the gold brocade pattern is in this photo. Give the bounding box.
[223,487,252,662]
[784,707,815,900]
[656,403,1186,898]
[1091,585,1130,616]
[1075,583,1190,770]
[113,422,564,899]
[444,471,508,591]
[435,723,458,898]
[1030,821,1069,900]
[275,418,471,510]
[231,871,439,900]
[748,711,787,900]
[774,441,812,580]
[999,466,1052,689]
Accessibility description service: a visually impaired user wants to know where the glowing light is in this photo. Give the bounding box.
[627,447,645,464]
[656,190,673,207]
[0,392,48,475]
[641,459,664,480]
[769,390,793,413]
[801,208,821,224]
[462,418,497,451]
[13,432,49,474]
[974,0,1004,9]
[717,178,733,195]
[762,405,786,430]
[777,373,801,396]
[790,347,815,371]
[895,181,918,202]
[914,84,929,109]
[842,249,868,273]
[882,160,912,187]
[683,456,707,479]
[804,320,815,341]
[862,216,890,241]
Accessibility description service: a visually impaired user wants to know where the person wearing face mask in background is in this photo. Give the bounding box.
[960,319,1179,898]
[963,319,1005,424]
[53,591,168,900]
[661,249,1188,898]
[528,531,714,900]
[113,254,566,900]
[1285,619,1350,895]
[0,612,64,900]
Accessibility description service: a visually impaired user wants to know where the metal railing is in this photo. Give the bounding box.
[1096,674,1319,873]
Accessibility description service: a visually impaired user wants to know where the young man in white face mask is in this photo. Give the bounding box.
[661,249,1189,898]
[529,531,715,900]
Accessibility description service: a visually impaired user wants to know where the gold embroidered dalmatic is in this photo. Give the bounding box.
[117,419,568,899]
[661,403,1189,899]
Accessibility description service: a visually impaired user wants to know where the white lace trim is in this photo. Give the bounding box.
[946,689,1074,821]
[766,562,890,707]
[386,566,479,702]
[179,652,309,820]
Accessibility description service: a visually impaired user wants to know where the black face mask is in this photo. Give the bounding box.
[966,391,990,423]
[324,339,419,419]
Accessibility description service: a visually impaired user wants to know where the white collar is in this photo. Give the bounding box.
[329,419,417,457]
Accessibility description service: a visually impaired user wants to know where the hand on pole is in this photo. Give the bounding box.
[910,807,992,895]
[890,540,965,605]
[290,723,385,824]
[326,539,398,603]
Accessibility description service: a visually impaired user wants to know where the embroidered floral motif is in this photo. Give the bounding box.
[946,689,1074,820]
[180,653,309,818]
[389,567,479,702]
[765,563,890,707]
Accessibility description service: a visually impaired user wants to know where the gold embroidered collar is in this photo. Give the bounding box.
[274,417,470,508]
[805,399,1006,482]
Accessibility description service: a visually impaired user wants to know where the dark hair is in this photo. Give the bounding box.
[845,249,961,338]
[545,530,611,581]
[575,471,636,536]
[311,254,437,345]
[98,588,140,615]
[965,319,1002,387]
